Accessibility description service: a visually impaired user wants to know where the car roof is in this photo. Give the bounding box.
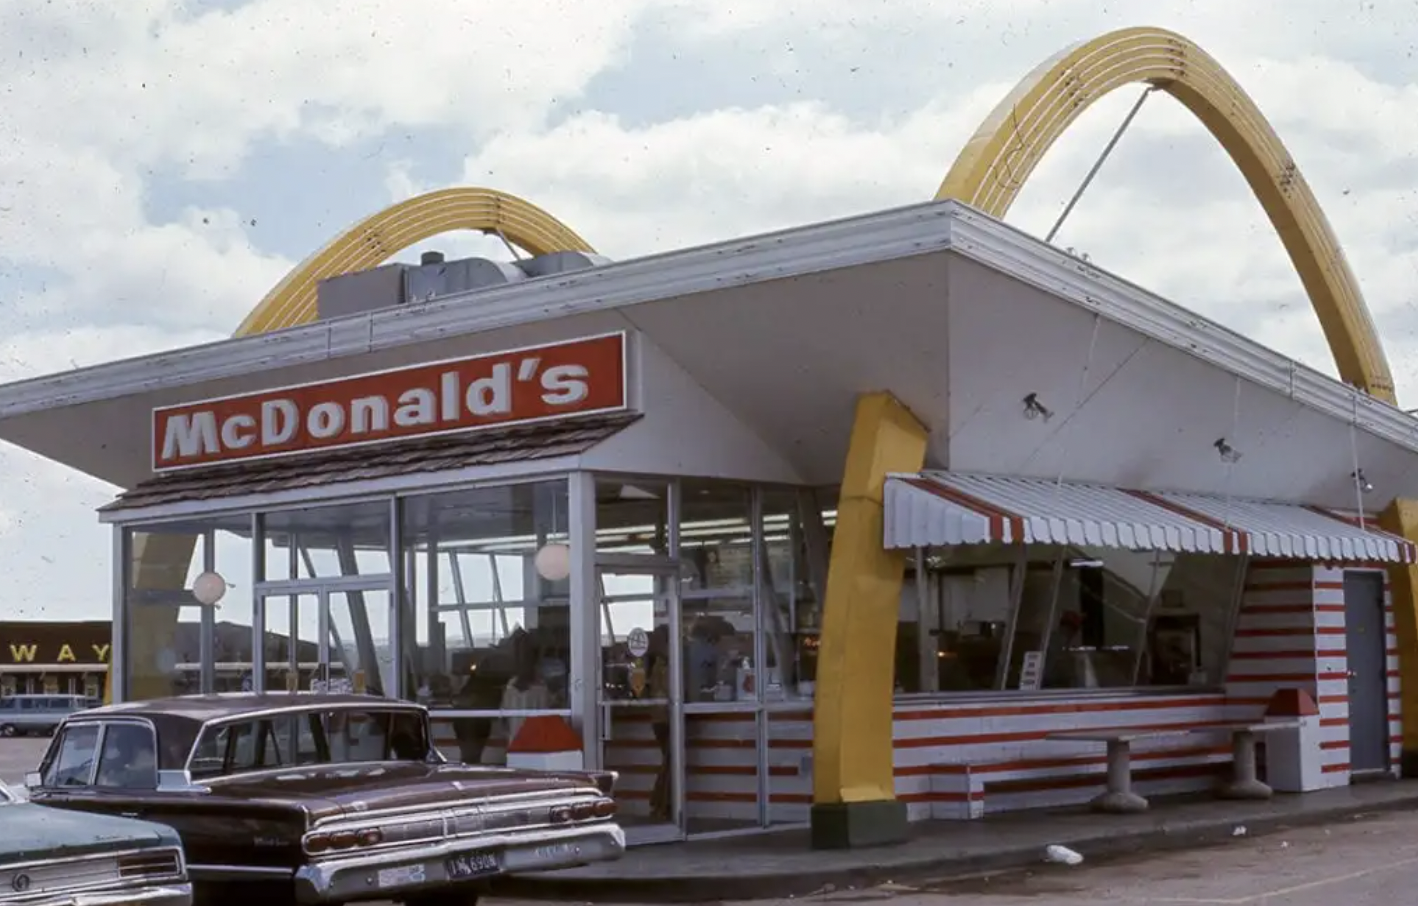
[73,692,422,726]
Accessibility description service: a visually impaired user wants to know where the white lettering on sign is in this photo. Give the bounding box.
[160,411,220,462]
[151,332,629,471]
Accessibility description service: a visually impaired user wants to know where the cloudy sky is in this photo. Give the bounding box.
[1,0,1417,620]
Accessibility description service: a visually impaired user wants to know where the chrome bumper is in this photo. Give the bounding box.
[23,883,193,906]
[292,822,625,904]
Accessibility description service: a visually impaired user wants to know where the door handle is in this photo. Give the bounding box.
[1347,670,1358,679]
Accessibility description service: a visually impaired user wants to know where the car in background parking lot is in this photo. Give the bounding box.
[0,695,98,738]
[0,778,192,906]
[26,693,625,906]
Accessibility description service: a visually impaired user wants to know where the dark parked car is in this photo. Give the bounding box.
[0,779,192,906]
[24,694,624,906]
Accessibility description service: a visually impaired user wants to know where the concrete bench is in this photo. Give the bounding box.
[1190,720,1301,800]
[1046,728,1194,813]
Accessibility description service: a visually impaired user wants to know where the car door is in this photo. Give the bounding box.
[33,720,162,820]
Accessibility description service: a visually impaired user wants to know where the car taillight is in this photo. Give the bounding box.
[358,828,384,846]
[305,827,384,853]
[330,830,358,848]
[551,798,616,825]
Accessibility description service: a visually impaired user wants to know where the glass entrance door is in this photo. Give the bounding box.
[597,566,683,845]
[254,582,393,696]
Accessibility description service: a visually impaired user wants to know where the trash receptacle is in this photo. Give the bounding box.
[1263,688,1323,792]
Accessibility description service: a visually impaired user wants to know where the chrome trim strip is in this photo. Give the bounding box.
[186,864,293,881]
[0,846,181,875]
[305,813,618,860]
[292,822,625,903]
[306,788,602,829]
[2,883,192,906]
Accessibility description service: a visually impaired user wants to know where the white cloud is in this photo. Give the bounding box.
[456,89,1008,257]
[0,0,654,177]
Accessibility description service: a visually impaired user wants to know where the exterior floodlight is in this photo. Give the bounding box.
[533,543,572,582]
[192,571,228,607]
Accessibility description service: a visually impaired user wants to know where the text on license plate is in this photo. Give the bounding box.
[446,852,501,880]
[376,865,427,889]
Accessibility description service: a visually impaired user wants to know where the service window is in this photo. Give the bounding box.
[95,723,158,790]
[44,723,100,787]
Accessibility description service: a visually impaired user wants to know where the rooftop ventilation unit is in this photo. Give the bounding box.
[314,248,613,321]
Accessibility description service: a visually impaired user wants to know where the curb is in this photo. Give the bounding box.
[490,793,1418,902]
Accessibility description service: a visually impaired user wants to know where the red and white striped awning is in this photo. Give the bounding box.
[883,471,1416,563]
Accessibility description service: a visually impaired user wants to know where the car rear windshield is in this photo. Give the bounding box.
[188,708,430,779]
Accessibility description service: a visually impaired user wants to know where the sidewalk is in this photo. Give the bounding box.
[492,781,1418,902]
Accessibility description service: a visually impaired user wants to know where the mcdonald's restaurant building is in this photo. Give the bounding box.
[1,199,1417,848]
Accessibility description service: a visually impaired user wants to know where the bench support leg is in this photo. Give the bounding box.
[1090,740,1149,814]
[1220,731,1273,800]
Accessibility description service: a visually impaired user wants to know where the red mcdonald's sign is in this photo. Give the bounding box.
[152,332,628,471]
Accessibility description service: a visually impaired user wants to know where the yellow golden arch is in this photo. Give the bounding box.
[127,26,1418,827]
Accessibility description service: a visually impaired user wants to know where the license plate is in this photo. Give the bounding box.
[445,852,501,880]
[376,865,428,889]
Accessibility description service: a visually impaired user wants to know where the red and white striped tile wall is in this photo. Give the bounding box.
[601,710,815,825]
[891,693,1233,820]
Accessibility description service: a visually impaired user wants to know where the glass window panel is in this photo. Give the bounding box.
[680,482,752,594]
[762,489,828,696]
[124,514,253,701]
[925,546,1250,693]
[327,589,395,697]
[44,723,99,787]
[1143,554,1244,687]
[596,479,669,555]
[401,480,571,766]
[95,723,158,790]
[261,500,392,581]
[681,598,755,704]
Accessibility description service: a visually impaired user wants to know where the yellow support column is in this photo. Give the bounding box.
[811,392,928,848]
[1380,499,1418,776]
